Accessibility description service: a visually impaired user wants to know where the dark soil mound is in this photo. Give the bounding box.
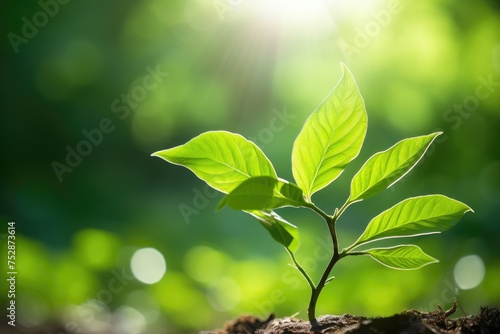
[202,305,500,334]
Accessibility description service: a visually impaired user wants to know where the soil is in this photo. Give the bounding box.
[202,303,500,334]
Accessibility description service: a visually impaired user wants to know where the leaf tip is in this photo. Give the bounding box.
[431,131,443,140]
[339,62,352,77]
[456,198,474,215]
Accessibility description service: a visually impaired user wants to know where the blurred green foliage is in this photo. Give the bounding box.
[2,0,500,333]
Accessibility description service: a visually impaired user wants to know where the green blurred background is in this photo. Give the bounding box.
[2,0,500,333]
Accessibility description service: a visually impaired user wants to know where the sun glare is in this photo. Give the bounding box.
[255,0,384,21]
[254,0,330,27]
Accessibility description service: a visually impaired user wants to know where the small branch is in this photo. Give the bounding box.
[444,299,458,317]
[287,248,315,291]
[437,299,458,317]
[305,203,332,221]
[336,199,352,219]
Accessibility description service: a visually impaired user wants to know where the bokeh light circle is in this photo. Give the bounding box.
[453,255,485,290]
[113,306,146,334]
[131,248,167,284]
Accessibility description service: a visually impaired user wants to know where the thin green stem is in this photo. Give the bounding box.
[305,202,332,221]
[336,200,352,219]
[343,251,366,256]
[342,242,363,254]
[286,249,315,291]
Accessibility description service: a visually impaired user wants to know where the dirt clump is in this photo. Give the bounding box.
[202,304,500,334]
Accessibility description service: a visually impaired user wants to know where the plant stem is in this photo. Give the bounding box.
[306,202,350,324]
[344,251,366,256]
[305,203,331,221]
[287,248,316,291]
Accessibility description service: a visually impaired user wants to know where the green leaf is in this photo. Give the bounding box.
[248,210,300,253]
[219,176,306,210]
[363,245,438,270]
[325,276,335,285]
[349,132,442,203]
[152,131,277,193]
[352,195,472,249]
[292,63,367,201]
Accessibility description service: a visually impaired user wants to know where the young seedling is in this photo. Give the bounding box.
[152,64,472,324]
